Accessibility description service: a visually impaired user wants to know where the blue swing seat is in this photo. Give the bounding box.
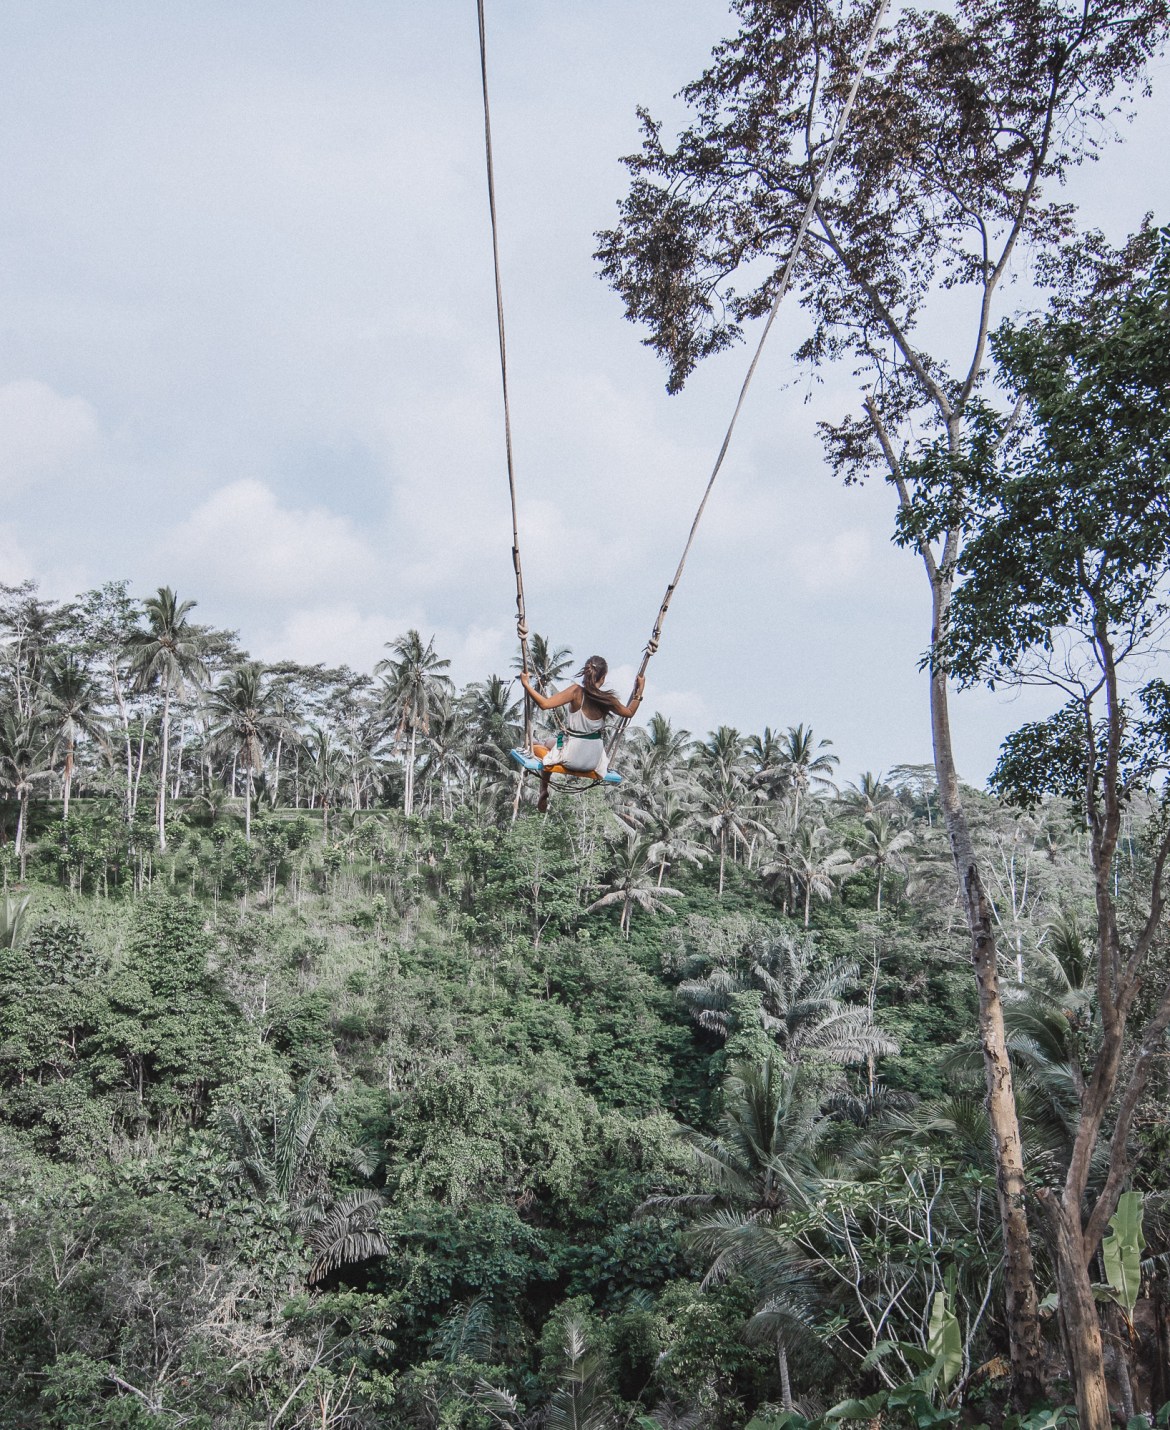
[510,748,622,785]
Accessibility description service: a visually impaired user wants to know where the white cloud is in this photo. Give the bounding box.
[159,479,378,604]
[253,605,517,686]
[259,603,402,672]
[790,528,871,595]
[377,366,705,604]
[631,682,714,739]
[446,622,513,682]
[0,522,36,584]
[0,381,99,489]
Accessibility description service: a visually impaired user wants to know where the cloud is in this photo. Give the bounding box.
[253,604,516,686]
[790,527,871,595]
[0,522,36,585]
[258,603,402,672]
[632,682,715,739]
[159,479,377,605]
[376,367,705,604]
[0,381,100,489]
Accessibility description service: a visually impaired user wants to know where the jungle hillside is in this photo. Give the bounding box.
[3,1,1170,1428]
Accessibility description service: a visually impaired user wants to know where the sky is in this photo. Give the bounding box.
[1,1,1167,784]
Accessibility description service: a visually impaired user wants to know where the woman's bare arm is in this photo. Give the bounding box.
[519,674,581,712]
[608,674,646,721]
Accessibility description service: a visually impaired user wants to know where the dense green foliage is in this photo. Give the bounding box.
[0,560,1167,1427]
[2,1,1169,1406]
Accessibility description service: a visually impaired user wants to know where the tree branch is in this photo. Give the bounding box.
[864,395,941,585]
[817,210,954,423]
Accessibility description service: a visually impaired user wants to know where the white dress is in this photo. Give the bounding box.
[543,700,608,775]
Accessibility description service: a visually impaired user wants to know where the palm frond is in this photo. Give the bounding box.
[307,1189,389,1284]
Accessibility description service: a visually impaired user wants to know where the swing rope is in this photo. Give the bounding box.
[476,0,534,750]
[476,0,891,768]
[607,0,893,757]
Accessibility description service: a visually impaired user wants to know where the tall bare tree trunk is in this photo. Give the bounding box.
[929,576,1046,1401]
[404,725,417,817]
[1039,1194,1111,1430]
[132,727,147,816]
[172,717,185,800]
[156,685,171,851]
[110,660,136,824]
[777,1340,793,1413]
[63,738,74,820]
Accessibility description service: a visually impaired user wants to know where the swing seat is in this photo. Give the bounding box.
[509,748,622,785]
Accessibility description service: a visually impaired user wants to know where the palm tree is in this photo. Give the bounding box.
[678,930,898,1067]
[511,633,572,696]
[940,913,1096,1158]
[838,771,900,820]
[205,662,287,842]
[746,726,789,799]
[418,693,468,816]
[304,725,343,840]
[773,822,852,927]
[696,724,746,772]
[0,711,52,878]
[695,755,764,896]
[587,833,682,937]
[657,1058,828,1220]
[642,712,693,784]
[634,789,706,886]
[377,631,452,816]
[43,655,106,820]
[544,1314,615,1430]
[650,1058,830,1410]
[127,588,208,851]
[462,675,523,785]
[264,681,304,809]
[219,1079,387,1284]
[780,724,839,824]
[888,763,939,827]
[851,813,916,912]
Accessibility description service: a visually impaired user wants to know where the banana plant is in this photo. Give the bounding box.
[753,1289,968,1430]
[856,1288,964,1400]
[1095,1190,1145,1331]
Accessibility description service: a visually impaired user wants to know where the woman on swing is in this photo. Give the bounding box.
[519,656,645,812]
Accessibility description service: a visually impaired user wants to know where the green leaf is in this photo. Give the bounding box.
[1102,1191,1145,1318]
[927,1290,963,1390]
[862,1340,934,1372]
[823,1393,889,1421]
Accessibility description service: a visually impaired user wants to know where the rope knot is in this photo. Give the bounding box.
[516,619,529,642]
[646,637,660,656]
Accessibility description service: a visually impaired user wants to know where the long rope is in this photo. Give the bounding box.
[476,0,533,750]
[608,0,892,756]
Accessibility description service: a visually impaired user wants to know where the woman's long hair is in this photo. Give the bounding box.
[578,656,623,715]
